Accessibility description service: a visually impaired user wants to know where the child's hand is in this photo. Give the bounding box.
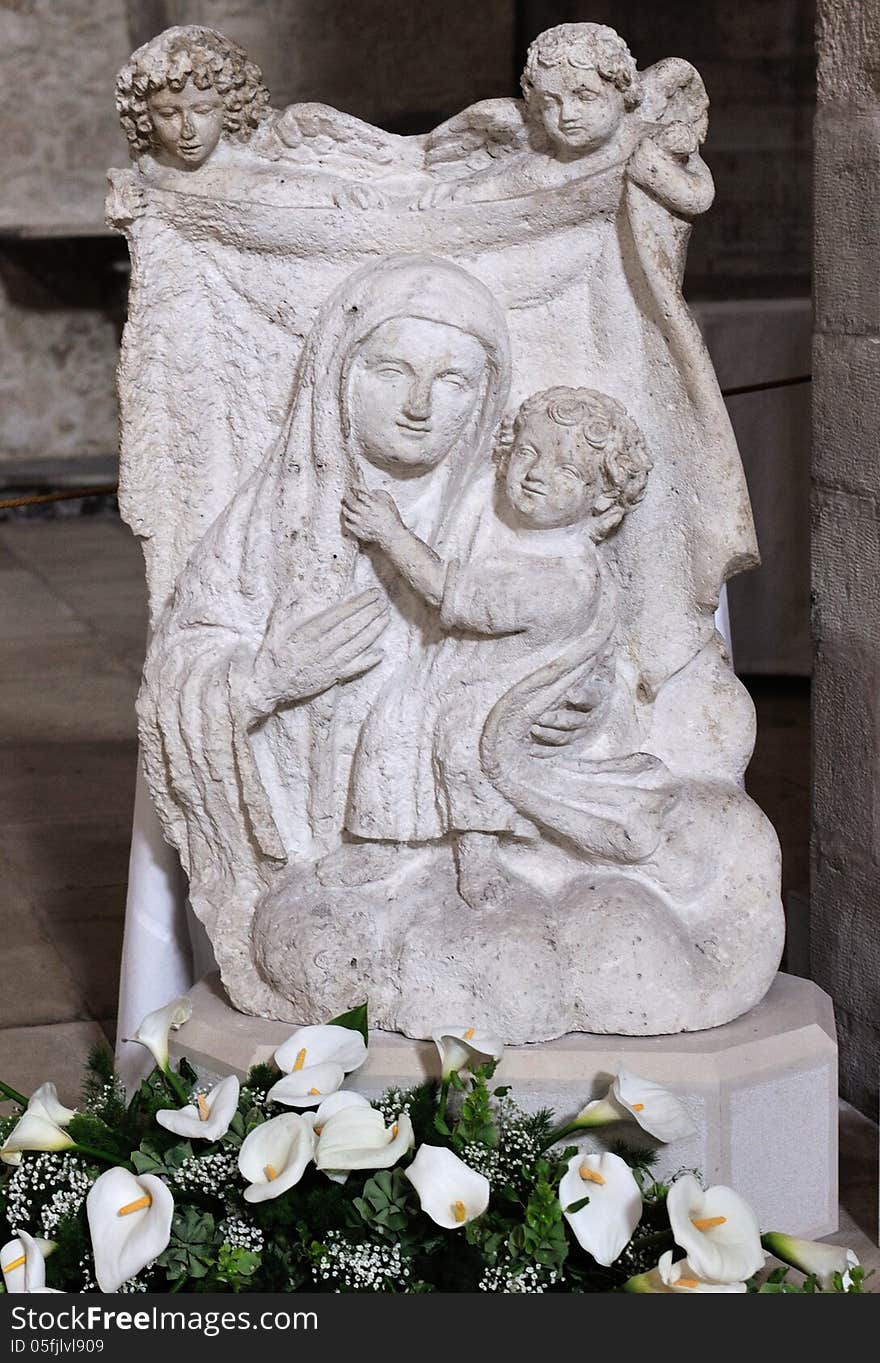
[342,483,403,547]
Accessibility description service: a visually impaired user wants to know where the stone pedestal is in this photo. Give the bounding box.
[172,971,838,1239]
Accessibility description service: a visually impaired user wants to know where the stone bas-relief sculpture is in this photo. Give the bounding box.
[110,22,784,1041]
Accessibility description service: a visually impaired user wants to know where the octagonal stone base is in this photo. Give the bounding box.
[171,971,838,1239]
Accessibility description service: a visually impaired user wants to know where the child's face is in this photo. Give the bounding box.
[147,78,224,168]
[530,65,626,156]
[504,412,599,529]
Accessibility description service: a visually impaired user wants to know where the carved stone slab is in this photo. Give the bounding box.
[110,23,784,1039]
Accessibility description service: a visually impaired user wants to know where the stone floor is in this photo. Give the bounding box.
[0,514,876,1284]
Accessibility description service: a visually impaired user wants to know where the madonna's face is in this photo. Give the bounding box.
[531,65,626,156]
[347,317,489,474]
[147,79,224,169]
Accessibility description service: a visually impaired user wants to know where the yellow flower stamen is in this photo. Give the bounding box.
[676,1277,700,1289]
[452,1200,467,1223]
[196,1093,210,1121]
[691,1215,727,1232]
[464,1028,475,1040]
[579,1164,606,1186]
[118,1194,152,1217]
[264,1163,278,1181]
[391,1123,399,1138]
[631,1103,645,1112]
[308,1087,321,1096]
[2,1253,26,1274]
[293,1048,307,1072]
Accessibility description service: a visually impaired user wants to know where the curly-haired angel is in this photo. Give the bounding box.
[420,21,712,214]
[338,386,673,908]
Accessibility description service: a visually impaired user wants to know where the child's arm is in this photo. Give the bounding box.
[342,483,446,607]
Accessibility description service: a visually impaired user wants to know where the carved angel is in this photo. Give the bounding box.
[419,22,713,220]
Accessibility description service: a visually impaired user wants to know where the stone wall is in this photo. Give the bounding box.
[812,0,880,1119]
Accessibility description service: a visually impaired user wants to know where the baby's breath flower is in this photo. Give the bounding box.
[5,1152,93,1235]
[371,1089,412,1124]
[220,1215,264,1253]
[172,1148,240,1197]
[314,1232,411,1293]
[479,1258,561,1293]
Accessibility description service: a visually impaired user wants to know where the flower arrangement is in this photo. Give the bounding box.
[0,998,865,1295]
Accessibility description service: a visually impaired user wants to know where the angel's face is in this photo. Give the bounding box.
[347,317,488,474]
[531,66,626,156]
[147,79,224,169]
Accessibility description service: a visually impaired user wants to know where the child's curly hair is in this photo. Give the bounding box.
[115,25,270,159]
[522,22,642,112]
[498,386,652,539]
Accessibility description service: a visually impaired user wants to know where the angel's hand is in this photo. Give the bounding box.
[105,169,146,228]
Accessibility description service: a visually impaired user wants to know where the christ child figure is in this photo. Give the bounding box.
[341,386,652,908]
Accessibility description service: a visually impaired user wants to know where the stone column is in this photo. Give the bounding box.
[812,1,880,1119]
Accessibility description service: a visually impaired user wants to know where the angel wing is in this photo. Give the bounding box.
[424,98,530,180]
[639,58,709,154]
[261,102,409,173]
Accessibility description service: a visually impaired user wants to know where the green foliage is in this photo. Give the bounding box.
[156,1207,218,1283]
[327,1002,369,1043]
[216,1244,261,1291]
[353,1169,412,1239]
[452,1071,499,1151]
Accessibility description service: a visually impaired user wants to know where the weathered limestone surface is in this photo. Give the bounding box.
[172,972,839,1239]
[812,0,880,1118]
[112,23,784,1041]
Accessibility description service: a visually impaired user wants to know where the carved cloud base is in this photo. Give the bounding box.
[245,786,783,1041]
[171,972,838,1240]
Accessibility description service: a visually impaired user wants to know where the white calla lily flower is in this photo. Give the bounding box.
[573,1067,694,1142]
[130,996,192,1072]
[1,1109,75,1161]
[432,1027,503,1079]
[27,1083,76,1128]
[309,1091,371,1135]
[405,1145,490,1228]
[86,1169,174,1293]
[667,1174,764,1283]
[762,1232,860,1290]
[625,1250,747,1293]
[1,1233,57,1293]
[560,1151,642,1267]
[238,1112,315,1203]
[267,1062,346,1109]
[274,1025,367,1077]
[156,1074,240,1141]
[315,1106,414,1173]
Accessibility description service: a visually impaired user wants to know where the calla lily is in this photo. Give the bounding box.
[432,1027,503,1079]
[129,996,192,1073]
[274,1025,367,1077]
[1,1083,77,1167]
[315,1105,414,1173]
[303,1093,372,1185]
[1,1109,75,1161]
[405,1145,490,1228]
[86,1168,174,1293]
[572,1067,694,1142]
[238,1112,315,1203]
[156,1074,240,1141]
[762,1232,860,1290]
[308,1091,371,1136]
[267,1062,347,1109]
[27,1083,77,1127]
[560,1151,642,1267]
[667,1174,764,1283]
[1,1233,58,1293]
[625,1250,747,1293]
